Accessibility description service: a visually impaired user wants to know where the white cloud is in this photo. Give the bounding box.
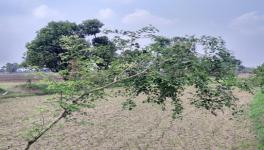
[32,4,59,19]
[98,8,115,20]
[122,9,174,27]
[101,0,134,4]
[230,11,264,35]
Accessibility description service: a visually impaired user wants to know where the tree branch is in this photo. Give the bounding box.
[24,110,68,150]
[73,67,149,103]
[24,67,149,150]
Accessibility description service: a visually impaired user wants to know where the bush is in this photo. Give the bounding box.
[19,83,55,95]
[0,88,6,94]
[253,64,264,91]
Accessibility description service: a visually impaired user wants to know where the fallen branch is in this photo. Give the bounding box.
[2,91,8,96]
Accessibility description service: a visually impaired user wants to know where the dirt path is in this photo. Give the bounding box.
[0,90,257,150]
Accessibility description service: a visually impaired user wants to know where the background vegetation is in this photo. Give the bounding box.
[250,91,264,149]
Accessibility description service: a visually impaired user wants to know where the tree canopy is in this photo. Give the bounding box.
[23,21,245,150]
[46,25,242,117]
[24,19,116,72]
[79,19,104,37]
[2,63,19,73]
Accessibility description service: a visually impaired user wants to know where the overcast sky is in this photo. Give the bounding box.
[0,0,264,67]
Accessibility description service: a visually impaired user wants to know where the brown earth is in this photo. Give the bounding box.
[0,73,61,82]
[0,84,257,150]
[0,73,40,82]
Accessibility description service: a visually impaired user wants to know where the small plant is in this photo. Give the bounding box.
[0,87,6,94]
[19,83,55,95]
[23,123,45,141]
[122,98,137,110]
[79,120,94,126]
[26,79,32,88]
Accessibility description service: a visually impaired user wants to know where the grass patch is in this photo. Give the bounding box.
[0,83,55,101]
[0,87,6,94]
[250,91,264,149]
[0,93,38,100]
[18,83,55,94]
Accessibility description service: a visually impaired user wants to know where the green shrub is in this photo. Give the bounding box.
[0,88,6,94]
[19,83,55,95]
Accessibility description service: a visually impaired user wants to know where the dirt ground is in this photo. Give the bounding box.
[0,73,61,82]
[0,83,257,150]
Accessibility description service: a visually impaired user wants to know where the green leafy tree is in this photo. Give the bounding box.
[57,35,116,79]
[92,36,116,69]
[79,19,104,37]
[24,26,243,150]
[25,21,79,71]
[3,63,19,73]
[58,35,91,79]
[24,19,116,72]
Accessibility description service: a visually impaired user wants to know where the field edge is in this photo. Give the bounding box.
[250,91,264,150]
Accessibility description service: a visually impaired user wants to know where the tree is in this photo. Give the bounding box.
[92,36,116,69]
[24,19,116,72]
[24,26,244,149]
[79,19,104,37]
[58,35,91,79]
[24,21,79,72]
[3,63,19,73]
[0,66,5,72]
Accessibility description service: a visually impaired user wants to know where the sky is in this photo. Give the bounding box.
[0,0,264,67]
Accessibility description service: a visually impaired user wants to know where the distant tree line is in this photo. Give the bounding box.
[236,65,255,74]
[0,63,19,73]
[0,63,50,73]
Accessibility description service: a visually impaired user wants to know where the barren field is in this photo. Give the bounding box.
[0,73,60,82]
[0,82,257,150]
[0,73,40,82]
